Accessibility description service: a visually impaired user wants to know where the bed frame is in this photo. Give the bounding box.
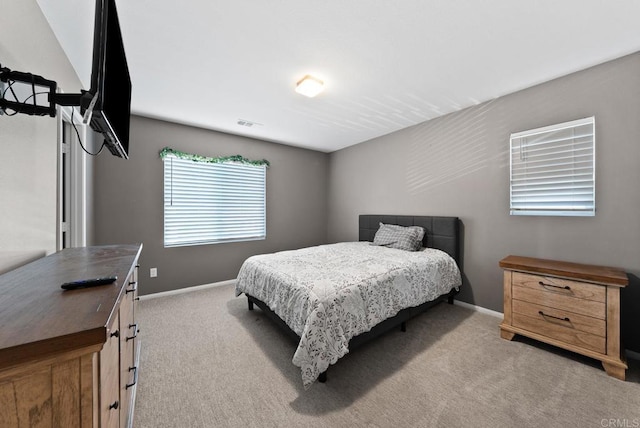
[244,214,461,383]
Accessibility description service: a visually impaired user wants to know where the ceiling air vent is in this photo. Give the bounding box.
[237,118,263,128]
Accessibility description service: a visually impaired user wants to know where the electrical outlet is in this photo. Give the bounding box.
[150,268,157,278]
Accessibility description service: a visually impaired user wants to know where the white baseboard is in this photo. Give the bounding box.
[139,279,236,301]
[453,299,503,318]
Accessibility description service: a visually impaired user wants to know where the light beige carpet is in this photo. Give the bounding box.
[133,284,639,428]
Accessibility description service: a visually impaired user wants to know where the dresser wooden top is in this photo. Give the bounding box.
[499,255,628,287]
[0,244,142,370]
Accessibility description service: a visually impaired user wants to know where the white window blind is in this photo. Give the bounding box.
[510,117,595,216]
[163,155,266,247]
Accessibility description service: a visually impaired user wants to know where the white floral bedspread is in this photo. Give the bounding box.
[235,242,462,388]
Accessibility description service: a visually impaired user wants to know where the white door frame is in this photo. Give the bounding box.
[57,106,88,249]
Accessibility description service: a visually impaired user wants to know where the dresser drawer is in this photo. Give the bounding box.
[512,271,605,319]
[512,299,606,337]
[512,311,605,354]
[512,272,605,302]
[512,284,606,319]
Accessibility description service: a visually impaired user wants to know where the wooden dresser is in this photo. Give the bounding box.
[499,255,628,380]
[0,244,142,427]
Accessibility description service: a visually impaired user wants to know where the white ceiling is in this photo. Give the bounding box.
[37,0,640,153]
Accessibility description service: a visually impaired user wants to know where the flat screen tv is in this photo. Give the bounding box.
[83,0,131,159]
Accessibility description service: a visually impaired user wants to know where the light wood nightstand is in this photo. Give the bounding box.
[499,255,628,380]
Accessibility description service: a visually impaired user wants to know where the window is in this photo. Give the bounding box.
[162,150,267,247]
[510,117,595,216]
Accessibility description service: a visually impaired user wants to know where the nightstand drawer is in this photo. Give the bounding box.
[512,272,605,302]
[512,312,605,354]
[512,300,606,337]
[512,284,606,319]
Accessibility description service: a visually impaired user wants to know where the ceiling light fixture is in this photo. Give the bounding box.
[295,75,324,98]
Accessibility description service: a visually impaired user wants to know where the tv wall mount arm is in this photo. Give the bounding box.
[0,64,93,118]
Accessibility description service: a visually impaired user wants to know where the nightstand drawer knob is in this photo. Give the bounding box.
[538,281,571,291]
[538,310,570,322]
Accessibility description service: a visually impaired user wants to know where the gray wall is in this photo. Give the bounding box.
[93,116,329,295]
[327,52,640,352]
[0,0,84,273]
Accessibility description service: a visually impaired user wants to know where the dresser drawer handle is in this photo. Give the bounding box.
[538,281,570,291]
[126,281,138,294]
[126,323,139,341]
[538,310,570,322]
[126,366,138,389]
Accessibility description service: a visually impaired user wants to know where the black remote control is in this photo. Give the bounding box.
[61,276,117,290]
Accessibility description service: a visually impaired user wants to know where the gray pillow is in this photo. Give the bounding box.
[372,222,425,251]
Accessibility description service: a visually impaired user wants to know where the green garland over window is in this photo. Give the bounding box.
[159,147,270,167]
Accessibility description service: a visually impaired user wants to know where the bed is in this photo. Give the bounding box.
[235,215,462,388]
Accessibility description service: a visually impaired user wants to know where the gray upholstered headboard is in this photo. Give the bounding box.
[359,215,460,265]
